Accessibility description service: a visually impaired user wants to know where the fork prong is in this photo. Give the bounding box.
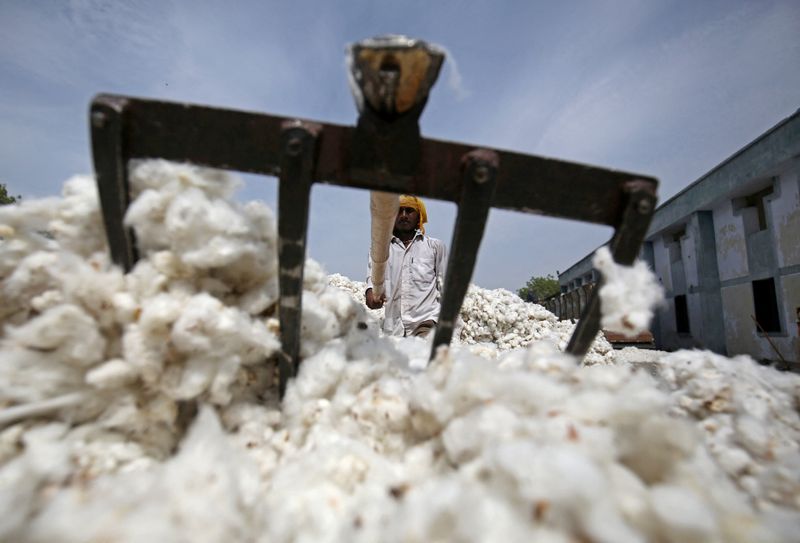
[431,149,499,358]
[277,121,321,397]
[90,95,138,272]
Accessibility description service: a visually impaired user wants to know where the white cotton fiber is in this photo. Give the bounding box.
[1,160,799,543]
[593,246,664,336]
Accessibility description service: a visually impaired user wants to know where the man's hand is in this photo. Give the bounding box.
[365,288,386,309]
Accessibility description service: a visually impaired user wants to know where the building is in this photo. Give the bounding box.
[549,109,800,364]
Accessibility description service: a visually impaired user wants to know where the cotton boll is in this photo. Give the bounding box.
[49,175,106,257]
[262,436,400,543]
[161,355,218,400]
[237,282,278,315]
[241,199,277,239]
[137,292,184,335]
[4,304,105,369]
[582,501,646,543]
[387,477,533,543]
[181,229,256,270]
[605,463,656,536]
[715,445,752,476]
[58,253,126,329]
[0,196,60,239]
[129,160,241,200]
[0,423,71,541]
[124,259,171,299]
[735,414,770,458]
[291,344,348,401]
[488,442,610,529]
[303,258,329,293]
[523,339,578,374]
[67,427,155,478]
[0,251,61,325]
[351,375,412,436]
[650,484,717,542]
[345,323,406,368]
[30,289,64,312]
[123,187,172,253]
[299,291,343,357]
[92,392,181,457]
[757,452,800,509]
[617,415,697,484]
[85,358,138,389]
[442,404,519,463]
[25,406,260,543]
[0,455,39,540]
[593,246,664,336]
[165,187,248,240]
[112,291,140,324]
[318,282,360,327]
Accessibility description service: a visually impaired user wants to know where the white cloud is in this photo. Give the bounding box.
[510,2,800,198]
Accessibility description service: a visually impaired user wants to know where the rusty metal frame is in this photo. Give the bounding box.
[90,94,657,395]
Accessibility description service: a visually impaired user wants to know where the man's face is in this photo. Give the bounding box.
[394,206,420,234]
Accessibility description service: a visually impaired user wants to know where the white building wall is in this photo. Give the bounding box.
[770,163,800,268]
[682,231,698,290]
[720,283,769,359]
[652,237,672,292]
[780,274,800,363]
[713,200,748,281]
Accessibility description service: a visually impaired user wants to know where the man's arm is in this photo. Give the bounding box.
[434,239,447,292]
[365,252,385,309]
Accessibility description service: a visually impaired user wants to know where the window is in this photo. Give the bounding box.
[674,295,690,334]
[733,184,775,235]
[744,187,773,231]
[668,229,685,263]
[752,278,781,333]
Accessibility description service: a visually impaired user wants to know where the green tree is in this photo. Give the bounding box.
[518,274,560,302]
[0,183,21,205]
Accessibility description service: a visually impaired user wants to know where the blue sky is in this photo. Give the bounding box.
[2,0,799,290]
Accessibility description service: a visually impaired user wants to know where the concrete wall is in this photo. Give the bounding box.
[721,283,763,358]
[781,274,800,363]
[651,237,672,292]
[714,200,749,282]
[773,162,800,268]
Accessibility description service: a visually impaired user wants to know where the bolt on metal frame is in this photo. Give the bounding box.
[89,36,657,397]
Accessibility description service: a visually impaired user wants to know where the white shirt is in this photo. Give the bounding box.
[366,231,447,336]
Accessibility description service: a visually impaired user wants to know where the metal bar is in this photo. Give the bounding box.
[97,95,655,226]
[276,121,321,397]
[566,180,657,357]
[90,95,138,271]
[431,149,499,357]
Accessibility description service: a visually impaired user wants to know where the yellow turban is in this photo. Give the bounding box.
[399,194,428,234]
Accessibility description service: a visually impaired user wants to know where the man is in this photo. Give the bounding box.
[365,195,447,337]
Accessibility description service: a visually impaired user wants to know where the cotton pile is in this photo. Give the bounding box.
[327,274,615,363]
[1,161,798,542]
